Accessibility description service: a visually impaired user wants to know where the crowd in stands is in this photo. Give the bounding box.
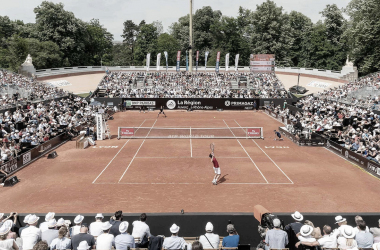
[0,212,239,250]
[95,72,288,99]
[0,70,68,109]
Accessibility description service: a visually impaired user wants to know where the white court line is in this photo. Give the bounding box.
[190,127,192,157]
[92,119,146,184]
[134,156,249,159]
[223,119,269,183]
[234,120,294,184]
[118,119,158,183]
[93,182,293,185]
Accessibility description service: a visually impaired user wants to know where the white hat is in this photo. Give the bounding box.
[342,226,355,238]
[291,211,303,221]
[74,215,84,224]
[28,214,40,224]
[3,220,13,229]
[77,241,91,250]
[45,212,55,222]
[56,218,65,227]
[95,213,104,219]
[335,215,347,224]
[300,225,313,237]
[273,218,281,228]
[0,225,11,236]
[373,243,380,250]
[170,224,180,234]
[205,222,213,232]
[48,219,57,228]
[23,214,32,224]
[101,221,112,231]
[0,213,3,218]
[119,221,129,233]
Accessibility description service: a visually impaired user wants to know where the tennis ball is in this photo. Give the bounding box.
[214,117,215,118]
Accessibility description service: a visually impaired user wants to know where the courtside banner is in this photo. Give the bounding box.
[176,51,181,72]
[125,100,156,106]
[156,53,161,71]
[215,51,221,73]
[247,128,261,137]
[164,51,168,72]
[146,53,151,72]
[205,51,209,70]
[235,54,239,71]
[120,128,135,136]
[196,51,199,72]
[225,53,230,72]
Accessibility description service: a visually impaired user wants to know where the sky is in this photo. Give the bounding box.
[0,0,351,41]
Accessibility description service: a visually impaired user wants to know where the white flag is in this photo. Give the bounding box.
[146,53,151,72]
[164,51,168,71]
[225,53,230,72]
[156,53,161,71]
[235,54,240,72]
[205,51,209,71]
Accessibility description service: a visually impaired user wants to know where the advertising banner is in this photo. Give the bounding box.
[235,54,239,72]
[215,51,221,73]
[164,51,168,72]
[96,113,104,140]
[124,100,156,106]
[120,128,135,137]
[196,51,199,72]
[156,53,161,71]
[225,53,230,72]
[146,53,151,72]
[247,128,261,137]
[176,51,181,72]
[250,54,275,72]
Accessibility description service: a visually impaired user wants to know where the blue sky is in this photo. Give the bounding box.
[0,0,351,40]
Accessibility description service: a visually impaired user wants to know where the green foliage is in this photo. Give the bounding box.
[157,33,180,66]
[133,23,158,66]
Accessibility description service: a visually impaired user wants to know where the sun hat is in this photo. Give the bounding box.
[373,243,380,250]
[48,219,57,228]
[0,213,3,218]
[335,215,346,224]
[56,218,65,227]
[74,215,84,224]
[45,212,55,222]
[170,224,180,234]
[0,225,11,236]
[95,213,104,219]
[291,211,303,221]
[342,226,355,238]
[300,225,314,237]
[101,221,112,231]
[205,222,213,232]
[119,221,129,233]
[77,241,91,250]
[273,218,281,228]
[28,214,40,224]
[23,214,32,224]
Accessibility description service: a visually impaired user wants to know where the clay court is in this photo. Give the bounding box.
[1,110,380,213]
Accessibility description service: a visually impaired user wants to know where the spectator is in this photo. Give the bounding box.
[296,225,316,243]
[89,213,104,238]
[370,219,380,243]
[304,220,322,239]
[337,226,358,249]
[296,225,337,249]
[41,219,58,246]
[222,224,239,248]
[0,224,19,250]
[284,211,304,250]
[77,241,92,250]
[71,215,84,237]
[114,221,135,250]
[56,218,66,230]
[355,221,373,248]
[132,213,151,247]
[109,211,123,237]
[192,241,204,250]
[50,226,71,250]
[32,240,48,250]
[96,222,114,250]
[19,214,32,236]
[39,212,55,233]
[333,215,349,238]
[265,218,288,250]
[353,216,369,234]
[71,224,95,250]
[21,214,42,250]
[162,224,187,250]
[199,222,219,249]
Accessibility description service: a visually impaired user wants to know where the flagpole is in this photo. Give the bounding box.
[189,0,193,73]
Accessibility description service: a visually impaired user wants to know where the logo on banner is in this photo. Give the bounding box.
[0,158,17,174]
[120,128,134,136]
[225,100,230,106]
[23,152,31,165]
[345,150,349,159]
[247,128,261,137]
[166,100,176,109]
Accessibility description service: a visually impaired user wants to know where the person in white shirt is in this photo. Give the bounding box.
[163,224,187,250]
[96,222,115,250]
[296,225,337,249]
[21,214,42,250]
[353,216,369,234]
[0,224,19,250]
[199,222,220,249]
[132,213,151,245]
[71,215,84,237]
[39,212,55,232]
[337,226,358,249]
[89,213,104,237]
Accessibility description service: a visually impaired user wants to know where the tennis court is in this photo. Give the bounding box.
[1,110,380,213]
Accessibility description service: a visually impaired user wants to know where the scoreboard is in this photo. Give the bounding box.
[250,54,275,72]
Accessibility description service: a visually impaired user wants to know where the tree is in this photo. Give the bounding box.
[0,16,17,40]
[157,33,180,66]
[121,20,139,65]
[133,23,158,65]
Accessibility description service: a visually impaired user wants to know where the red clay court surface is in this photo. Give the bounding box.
[1,110,380,213]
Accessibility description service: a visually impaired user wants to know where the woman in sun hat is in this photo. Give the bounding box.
[0,224,19,250]
[337,226,358,249]
[304,220,322,240]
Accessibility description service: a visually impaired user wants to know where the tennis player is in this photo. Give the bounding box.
[157,106,167,118]
[209,153,221,185]
[273,130,283,141]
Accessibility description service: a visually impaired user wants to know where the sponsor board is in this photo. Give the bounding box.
[125,100,156,106]
[120,128,134,136]
[39,144,52,153]
[225,101,255,107]
[23,152,31,165]
[166,100,176,109]
[367,162,380,177]
[306,81,331,89]
[0,158,17,174]
[247,128,261,137]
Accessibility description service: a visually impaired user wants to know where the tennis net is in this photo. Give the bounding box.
[117,127,263,139]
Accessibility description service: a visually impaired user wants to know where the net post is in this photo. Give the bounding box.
[190,126,192,138]
[118,127,120,139]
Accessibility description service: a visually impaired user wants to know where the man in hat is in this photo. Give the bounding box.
[19,214,31,236]
[39,212,55,232]
[96,222,115,250]
[163,224,187,250]
[284,211,304,250]
[115,221,135,250]
[41,219,58,245]
[222,224,240,248]
[265,219,288,250]
[89,213,104,237]
[21,214,41,250]
[199,222,220,249]
[71,215,84,237]
[71,224,96,250]
[332,215,349,238]
[296,225,337,249]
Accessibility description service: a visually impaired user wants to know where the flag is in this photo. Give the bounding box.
[196,51,199,72]
[205,51,209,72]
[215,51,221,73]
[235,54,239,72]
[164,51,168,72]
[156,53,161,71]
[225,53,230,72]
[146,53,150,72]
[176,51,181,72]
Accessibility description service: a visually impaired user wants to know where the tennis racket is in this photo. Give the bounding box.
[210,143,215,154]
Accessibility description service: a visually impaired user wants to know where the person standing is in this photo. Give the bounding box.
[209,153,221,185]
[157,106,167,118]
[265,219,288,250]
